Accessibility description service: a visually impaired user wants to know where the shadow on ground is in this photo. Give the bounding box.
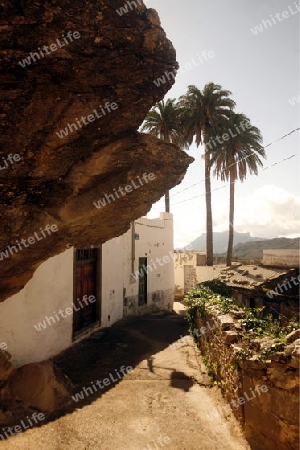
[52,311,189,416]
[0,310,190,439]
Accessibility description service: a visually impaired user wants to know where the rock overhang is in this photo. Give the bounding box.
[0,0,194,301]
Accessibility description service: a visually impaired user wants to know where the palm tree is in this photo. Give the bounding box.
[211,113,266,266]
[179,83,235,265]
[141,99,187,212]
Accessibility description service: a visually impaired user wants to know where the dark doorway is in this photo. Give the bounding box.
[249,298,255,308]
[73,248,100,335]
[138,257,148,306]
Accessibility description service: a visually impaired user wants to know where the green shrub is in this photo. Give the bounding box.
[200,279,232,297]
[241,309,297,339]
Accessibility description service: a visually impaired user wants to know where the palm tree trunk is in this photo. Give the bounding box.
[226,169,235,266]
[205,147,213,266]
[165,190,170,213]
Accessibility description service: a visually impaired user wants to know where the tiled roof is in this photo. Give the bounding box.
[202,264,291,290]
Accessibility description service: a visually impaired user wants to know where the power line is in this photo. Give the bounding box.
[171,127,300,198]
[151,151,299,210]
[173,153,298,206]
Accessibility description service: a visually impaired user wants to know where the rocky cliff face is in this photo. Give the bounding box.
[0,0,193,301]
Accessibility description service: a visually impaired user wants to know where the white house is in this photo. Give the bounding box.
[0,213,174,366]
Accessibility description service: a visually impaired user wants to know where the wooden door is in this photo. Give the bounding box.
[73,248,99,334]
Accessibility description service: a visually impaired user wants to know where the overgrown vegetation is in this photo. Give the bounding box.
[184,281,239,334]
[184,280,298,361]
[200,279,233,297]
[240,308,297,340]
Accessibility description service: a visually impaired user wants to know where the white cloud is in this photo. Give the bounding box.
[233,185,300,238]
[170,185,300,247]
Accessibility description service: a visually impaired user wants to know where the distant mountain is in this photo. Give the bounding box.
[188,231,265,253]
[231,237,300,260]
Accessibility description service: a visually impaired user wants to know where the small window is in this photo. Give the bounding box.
[76,248,98,261]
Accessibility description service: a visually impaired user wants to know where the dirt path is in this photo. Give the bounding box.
[1,309,250,450]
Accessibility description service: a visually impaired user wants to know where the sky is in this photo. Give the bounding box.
[145,0,300,248]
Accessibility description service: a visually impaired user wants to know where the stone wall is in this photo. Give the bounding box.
[195,310,299,450]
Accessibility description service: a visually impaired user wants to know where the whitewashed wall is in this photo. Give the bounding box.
[0,249,74,366]
[124,213,174,315]
[101,234,126,327]
[101,213,175,317]
[263,249,300,268]
[0,214,174,366]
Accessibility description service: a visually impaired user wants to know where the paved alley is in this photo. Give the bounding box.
[1,309,250,450]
